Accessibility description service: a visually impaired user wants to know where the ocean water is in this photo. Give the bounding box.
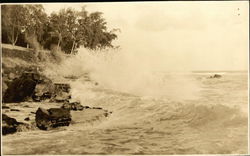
[66,71,248,154]
[4,72,248,155]
[3,48,248,154]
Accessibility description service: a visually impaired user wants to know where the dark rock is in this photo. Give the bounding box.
[3,72,38,103]
[10,108,20,112]
[43,92,52,99]
[104,112,109,117]
[209,74,222,79]
[61,102,85,111]
[31,111,36,114]
[92,107,103,110]
[24,117,30,121]
[2,105,10,109]
[3,70,54,103]
[2,114,24,135]
[35,107,71,130]
[83,106,90,109]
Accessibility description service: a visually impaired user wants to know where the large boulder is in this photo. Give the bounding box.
[3,72,38,103]
[3,70,55,103]
[35,107,71,130]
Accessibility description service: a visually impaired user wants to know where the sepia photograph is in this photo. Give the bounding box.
[1,1,249,155]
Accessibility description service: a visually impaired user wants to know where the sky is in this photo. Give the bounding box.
[43,1,249,71]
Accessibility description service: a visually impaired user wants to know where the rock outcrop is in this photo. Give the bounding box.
[3,72,39,103]
[35,107,71,130]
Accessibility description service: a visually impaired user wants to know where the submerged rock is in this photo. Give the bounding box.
[35,107,71,130]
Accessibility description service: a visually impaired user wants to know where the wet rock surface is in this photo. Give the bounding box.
[35,107,71,130]
[2,102,112,133]
[2,68,71,104]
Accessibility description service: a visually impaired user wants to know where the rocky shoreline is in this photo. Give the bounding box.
[2,64,111,135]
[2,44,112,136]
[2,101,112,135]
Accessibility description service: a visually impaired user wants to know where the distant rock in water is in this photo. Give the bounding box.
[2,114,26,135]
[35,107,71,130]
[209,74,222,79]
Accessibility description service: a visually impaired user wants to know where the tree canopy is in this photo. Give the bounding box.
[1,5,119,53]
